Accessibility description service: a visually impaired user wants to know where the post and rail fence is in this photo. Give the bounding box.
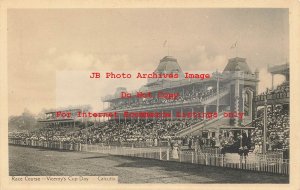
[9,138,289,175]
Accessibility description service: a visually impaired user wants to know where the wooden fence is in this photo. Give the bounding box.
[9,138,289,175]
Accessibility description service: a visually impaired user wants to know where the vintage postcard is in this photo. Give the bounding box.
[0,0,299,190]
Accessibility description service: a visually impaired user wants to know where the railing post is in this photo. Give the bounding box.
[192,152,194,163]
[179,152,181,162]
[167,149,169,161]
[279,159,282,174]
[139,147,142,157]
[239,156,242,169]
[159,148,162,160]
[221,154,224,167]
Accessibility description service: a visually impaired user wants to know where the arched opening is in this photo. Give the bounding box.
[243,88,254,120]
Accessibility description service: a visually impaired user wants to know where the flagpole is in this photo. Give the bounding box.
[236,41,238,57]
[163,40,169,56]
[230,41,238,58]
[216,70,219,116]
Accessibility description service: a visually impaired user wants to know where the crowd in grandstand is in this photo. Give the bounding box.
[251,104,289,151]
[250,80,290,154]
[261,81,289,96]
[9,84,224,148]
[8,119,204,146]
[8,79,290,158]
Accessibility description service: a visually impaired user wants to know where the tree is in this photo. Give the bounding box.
[8,108,37,131]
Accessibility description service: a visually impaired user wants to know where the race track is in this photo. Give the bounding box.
[9,145,289,183]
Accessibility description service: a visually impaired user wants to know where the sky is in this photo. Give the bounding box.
[7,9,289,116]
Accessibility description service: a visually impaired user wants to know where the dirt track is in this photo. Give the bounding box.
[9,145,289,183]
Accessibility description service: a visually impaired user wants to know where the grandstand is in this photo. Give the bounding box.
[100,56,260,147]
[9,56,290,158]
[252,63,289,157]
[37,105,91,127]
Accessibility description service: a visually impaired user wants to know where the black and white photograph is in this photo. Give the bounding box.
[1,1,299,189]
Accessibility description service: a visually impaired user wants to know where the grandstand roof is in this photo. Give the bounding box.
[147,56,185,84]
[268,63,289,76]
[156,56,183,73]
[223,57,252,74]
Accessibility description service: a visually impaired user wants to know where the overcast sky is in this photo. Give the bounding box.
[8,9,289,116]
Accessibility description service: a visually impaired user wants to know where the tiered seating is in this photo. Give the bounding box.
[8,119,199,145]
[251,81,290,151]
[108,86,225,110]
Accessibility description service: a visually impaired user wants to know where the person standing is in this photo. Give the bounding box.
[172,143,179,159]
[154,137,158,147]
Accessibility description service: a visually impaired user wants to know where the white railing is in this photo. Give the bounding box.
[9,139,289,175]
